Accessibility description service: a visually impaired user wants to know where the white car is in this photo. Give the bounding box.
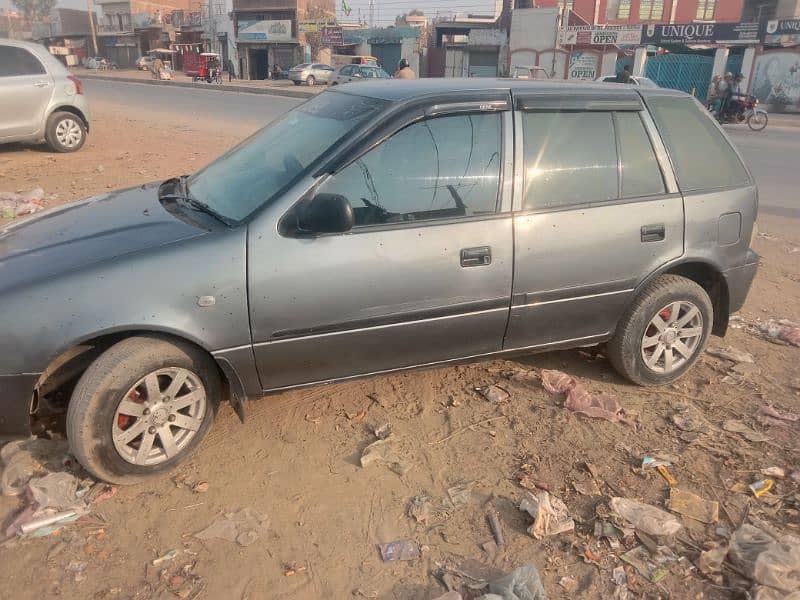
[0,39,91,152]
[330,64,391,86]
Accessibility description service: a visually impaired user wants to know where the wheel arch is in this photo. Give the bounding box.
[49,105,90,131]
[32,327,242,434]
[635,259,729,337]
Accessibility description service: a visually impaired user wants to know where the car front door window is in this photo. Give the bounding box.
[316,113,503,227]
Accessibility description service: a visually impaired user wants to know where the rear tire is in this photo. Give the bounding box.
[306,75,316,86]
[45,111,86,153]
[608,275,713,386]
[66,335,221,484]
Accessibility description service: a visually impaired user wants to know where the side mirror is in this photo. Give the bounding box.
[297,193,354,234]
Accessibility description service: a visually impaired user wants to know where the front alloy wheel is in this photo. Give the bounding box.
[67,335,220,484]
[112,368,207,466]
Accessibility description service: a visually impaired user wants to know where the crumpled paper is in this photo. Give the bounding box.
[519,490,574,539]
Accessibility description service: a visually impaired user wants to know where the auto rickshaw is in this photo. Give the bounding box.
[192,53,222,84]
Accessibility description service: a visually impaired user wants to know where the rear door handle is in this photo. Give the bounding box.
[641,224,665,242]
[33,80,50,87]
[460,246,491,267]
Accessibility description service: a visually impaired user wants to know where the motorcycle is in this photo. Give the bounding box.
[713,95,768,131]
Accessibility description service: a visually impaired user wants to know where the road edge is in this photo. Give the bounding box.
[79,73,317,99]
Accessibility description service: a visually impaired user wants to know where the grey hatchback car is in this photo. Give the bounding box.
[0,39,91,152]
[0,80,758,483]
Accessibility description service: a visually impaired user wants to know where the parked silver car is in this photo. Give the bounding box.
[0,80,758,483]
[136,55,155,71]
[288,63,335,86]
[330,64,391,85]
[0,39,91,152]
[600,75,659,88]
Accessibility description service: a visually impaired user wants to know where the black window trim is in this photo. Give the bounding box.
[0,45,47,77]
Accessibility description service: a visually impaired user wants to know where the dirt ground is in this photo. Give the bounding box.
[1,100,798,600]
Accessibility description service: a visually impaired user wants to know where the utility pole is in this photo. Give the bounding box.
[86,0,99,56]
[369,0,374,27]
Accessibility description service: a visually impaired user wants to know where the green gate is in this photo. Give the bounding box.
[645,54,714,99]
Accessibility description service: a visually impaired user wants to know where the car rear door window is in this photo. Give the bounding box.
[318,113,503,227]
[616,112,666,198]
[647,96,750,191]
[521,112,618,210]
[0,46,46,77]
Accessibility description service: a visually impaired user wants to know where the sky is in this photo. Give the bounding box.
[1,0,500,26]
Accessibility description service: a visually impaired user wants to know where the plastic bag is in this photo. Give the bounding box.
[728,524,800,594]
[609,497,682,537]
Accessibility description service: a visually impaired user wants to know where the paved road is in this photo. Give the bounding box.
[86,79,798,218]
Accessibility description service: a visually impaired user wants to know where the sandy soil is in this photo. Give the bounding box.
[1,103,798,600]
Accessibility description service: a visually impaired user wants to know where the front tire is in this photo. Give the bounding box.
[306,75,316,86]
[608,275,713,386]
[45,111,86,153]
[747,111,768,131]
[66,335,221,484]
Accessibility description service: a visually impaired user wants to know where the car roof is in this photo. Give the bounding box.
[333,78,687,102]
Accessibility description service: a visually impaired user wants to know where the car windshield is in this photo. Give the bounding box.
[292,63,310,70]
[186,92,388,223]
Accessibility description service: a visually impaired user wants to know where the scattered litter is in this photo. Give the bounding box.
[27,472,82,510]
[360,439,412,476]
[541,369,625,422]
[572,478,601,496]
[519,491,574,539]
[480,564,547,600]
[706,346,755,363]
[373,422,392,440]
[377,539,420,562]
[609,497,682,537]
[641,456,671,470]
[728,523,800,596]
[749,479,774,498]
[758,404,799,423]
[0,188,48,219]
[697,542,727,577]
[667,488,719,523]
[486,511,505,547]
[657,466,678,486]
[722,420,771,443]
[16,510,79,536]
[620,545,675,583]
[558,575,577,592]
[65,560,88,583]
[152,549,179,567]
[671,410,707,433]
[192,481,209,494]
[611,566,628,600]
[407,496,434,525]
[283,565,307,577]
[594,521,625,549]
[1,438,71,496]
[194,507,269,547]
[756,319,800,347]
[476,385,509,403]
[761,467,785,479]
[447,483,474,506]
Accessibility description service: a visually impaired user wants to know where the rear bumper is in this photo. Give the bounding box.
[725,249,759,314]
[0,374,37,441]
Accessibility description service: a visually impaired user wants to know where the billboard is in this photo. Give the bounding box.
[641,22,759,45]
[238,19,292,42]
[561,26,642,46]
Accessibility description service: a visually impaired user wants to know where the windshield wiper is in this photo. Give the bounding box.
[159,175,235,227]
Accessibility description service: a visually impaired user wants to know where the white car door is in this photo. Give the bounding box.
[0,45,54,139]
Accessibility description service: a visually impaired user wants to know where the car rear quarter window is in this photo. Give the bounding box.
[521,112,618,210]
[0,46,46,77]
[646,96,750,192]
[616,112,666,198]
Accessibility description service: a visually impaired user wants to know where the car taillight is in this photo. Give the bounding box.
[68,75,83,95]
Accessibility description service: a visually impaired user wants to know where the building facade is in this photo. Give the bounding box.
[232,0,334,79]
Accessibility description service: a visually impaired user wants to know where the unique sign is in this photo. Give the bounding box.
[640,22,759,45]
[761,19,800,45]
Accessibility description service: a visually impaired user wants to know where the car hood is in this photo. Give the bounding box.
[0,183,207,292]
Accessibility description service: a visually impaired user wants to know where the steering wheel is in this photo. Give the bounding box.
[283,154,303,175]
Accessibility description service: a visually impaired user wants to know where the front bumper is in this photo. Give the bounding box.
[0,374,38,441]
[725,249,759,314]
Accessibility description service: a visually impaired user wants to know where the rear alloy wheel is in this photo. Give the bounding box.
[608,275,713,386]
[306,75,316,86]
[45,111,86,153]
[67,335,221,484]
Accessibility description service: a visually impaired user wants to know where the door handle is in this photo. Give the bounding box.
[460,246,492,267]
[33,80,49,87]
[641,224,665,243]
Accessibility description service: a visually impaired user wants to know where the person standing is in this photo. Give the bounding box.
[707,74,721,110]
[225,58,236,82]
[152,56,164,80]
[394,58,416,79]
[615,65,632,84]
